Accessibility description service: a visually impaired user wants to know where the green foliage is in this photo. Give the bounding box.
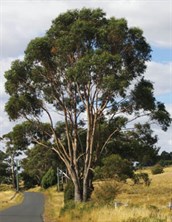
[21,144,63,187]
[132,173,151,186]
[158,159,172,167]
[0,151,11,184]
[64,181,75,203]
[158,151,172,166]
[132,78,156,111]
[150,102,171,131]
[41,167,57,189]
[21,171,38,189]
[107,123,160,166]
[151,164,164,175]
[95,154,134,181]
[92,180,120,205]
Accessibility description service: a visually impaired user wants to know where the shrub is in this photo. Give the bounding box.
[21,171,38,189]
[151,164,164,175]
[132,173,151,186]
[41,167,57,189]
[92,180,120,205]
[158,159,172,167]
[64,181,74,203]
[60,200,76,215]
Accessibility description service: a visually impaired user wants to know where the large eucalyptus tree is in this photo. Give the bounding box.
[5,8,171,202]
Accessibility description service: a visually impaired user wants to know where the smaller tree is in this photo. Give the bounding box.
[94,154,134,181]
[41,167,57,189]
[160,151,172,160]
[2,129,24,188]
[106,123,160,166]
[0,150,11,184]
[22,144,64,186]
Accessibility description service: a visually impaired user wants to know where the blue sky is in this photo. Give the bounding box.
[151,47,172,105]
[0,0,171,153]
[152,47,172,62]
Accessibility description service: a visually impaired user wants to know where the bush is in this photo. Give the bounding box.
[158,159,172,167]
[21,172,38,189]
[151,164,164,175]
[41,167,57,189]
[92,180,120,205]
[64,181,74,203]
[132,173,151,186]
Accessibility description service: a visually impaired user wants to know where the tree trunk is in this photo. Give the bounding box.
[73,180,82,202]
[11,156,16,189]
[83,179,88,202]
[68,167,82,202]
[83,171,94,202]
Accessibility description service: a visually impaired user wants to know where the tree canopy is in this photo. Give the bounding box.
[4,8,171,202]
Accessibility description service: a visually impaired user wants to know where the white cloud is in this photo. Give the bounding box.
[0,57,14,95]
[153,104,172,153]
[145,61,172,96]
[1,0,171,58]
[154,125,172,153]
[0,56,24,139]
[1,1,67,57]
[104,0,171,48]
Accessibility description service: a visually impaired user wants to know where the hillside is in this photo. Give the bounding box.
[43,166,172,222]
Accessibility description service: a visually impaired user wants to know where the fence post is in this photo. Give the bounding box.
[169,199,172,210]
[16,160,19,192]
[57,167,60,192]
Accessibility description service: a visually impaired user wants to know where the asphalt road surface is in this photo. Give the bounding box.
[0,192,44,222]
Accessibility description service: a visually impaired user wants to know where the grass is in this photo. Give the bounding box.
[118,166,172,209]
[43,186,64,222]
[0,185,23,211]
[42,166,172,222]
[1,167,171,221]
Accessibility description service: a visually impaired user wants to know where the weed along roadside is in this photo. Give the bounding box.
[43,186,64,222]
[0,186,23,211]
[41,166,172,222]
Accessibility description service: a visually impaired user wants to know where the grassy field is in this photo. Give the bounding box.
[43,166,172,222]
[0,185,23,211]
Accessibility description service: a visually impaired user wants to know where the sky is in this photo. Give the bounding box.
[0,0,172,153]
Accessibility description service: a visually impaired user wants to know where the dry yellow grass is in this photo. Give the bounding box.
[43,166,172,222]
[43,186,64,222]
[118,166,172,208]
[0,190,23,211]
[59,206,168,222]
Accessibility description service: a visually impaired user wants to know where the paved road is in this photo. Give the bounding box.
[0,192,44,222]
